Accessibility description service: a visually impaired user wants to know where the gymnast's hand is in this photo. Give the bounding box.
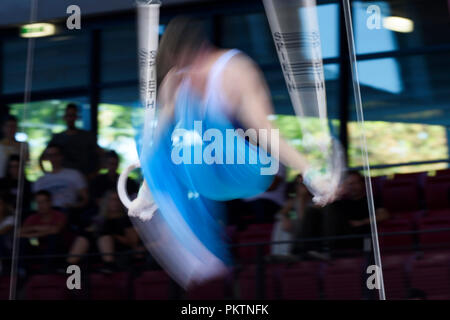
[304,175,340,207]
[302,151,345,206]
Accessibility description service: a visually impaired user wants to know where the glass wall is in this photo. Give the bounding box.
[1,0,449,300]
[101,24,138,83]
[349,0,450,175]
[99,86,140,176]
[2,0,449,177]
[9,98,91,181]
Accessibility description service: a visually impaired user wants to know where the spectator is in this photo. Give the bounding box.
[294,171,390,257]
[46,104,101,179]
[0,193,14,274]
[322,171,390,251]
[34,144,89,211]
[270,175,313,260]
[0,115,29,179]
[20,191,67,271]
[0,155,32,215]
[90,150,138,205]
[66,190,140,272]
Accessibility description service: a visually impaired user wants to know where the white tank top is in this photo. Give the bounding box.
[203,49,241,118]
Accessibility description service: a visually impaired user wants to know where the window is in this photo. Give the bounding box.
[101,25,139,83]
[2,37,28,94]
[349,52,450,174]
[99,87,140,176]
[353,0,450,54]
[9,98,90,181]
[3,33,90,94]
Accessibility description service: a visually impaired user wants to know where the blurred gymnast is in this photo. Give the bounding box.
[156,17,337,201]
[125,16,340,287]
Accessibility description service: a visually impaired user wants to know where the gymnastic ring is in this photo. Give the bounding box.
[117,162,140,209]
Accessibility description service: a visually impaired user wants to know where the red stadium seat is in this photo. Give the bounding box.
[133,270,171,300]
[0,276,10,300]
[425,208,450,218]
[435,169,450,177]
[371,175,387,205]
[236,224,273,263]
[424,176,450,211]
[279,261,321,300]
[393,172,427,185]
[380,253,413,300]
[61,230,77,252]
[186,274,231,300]
[322,258,364,300]
[226,225,238,242]
[417,216,450,247]
[25,274,69,300]
[410,252,450,300]
[381,180,421,214]
[226,225,239,259]
[378,218,416,250]
[89,272,129,300]
[236,264,278,300]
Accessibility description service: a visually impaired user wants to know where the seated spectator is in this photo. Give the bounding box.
[34,144,88,211]
[270,175,313,260]
[291,171,390,258]
[0,193,14,274]
[46,103,102,179]
[66,190,140,272]
[20,191,67,271]
[322,171,390,252]
[0,115,29,179]
[0,155,32,216]
[90,150,138,205]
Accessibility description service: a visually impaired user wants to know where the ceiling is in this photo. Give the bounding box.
[0,0,212,27]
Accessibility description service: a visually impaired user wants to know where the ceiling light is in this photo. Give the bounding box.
[383,16,414,33]
[20,23,56,38]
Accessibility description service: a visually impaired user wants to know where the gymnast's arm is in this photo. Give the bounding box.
[221,55,311,174]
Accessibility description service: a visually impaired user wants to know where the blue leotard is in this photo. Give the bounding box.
[137,49,276,268]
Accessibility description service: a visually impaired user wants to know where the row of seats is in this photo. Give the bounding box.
[238,251,450,300]
[229,169,450,259]
[377,170,450,250]
[379,214,450,250]
[372,169,450,217]
[229,220,450,260]
[229,224,273,263]
[382,251,450,300]
[2,250,449,300]
[0,262,373,300]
